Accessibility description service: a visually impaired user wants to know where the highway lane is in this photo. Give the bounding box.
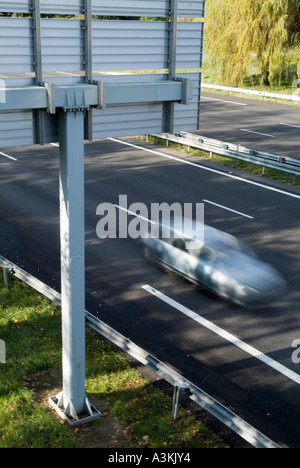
[1,138,300,447]
[197,92,300,159]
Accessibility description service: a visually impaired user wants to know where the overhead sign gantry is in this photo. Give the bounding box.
[0,0,205,425]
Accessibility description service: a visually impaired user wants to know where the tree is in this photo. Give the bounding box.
[204,0,300,86]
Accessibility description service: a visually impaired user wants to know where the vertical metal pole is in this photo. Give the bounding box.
[83,0,92,84]
[59,109,86,418]
[165,0,179,134]
[32,0,45,144]
[83,0,93,141]
[32,0,42,85]
[49,108,100,425]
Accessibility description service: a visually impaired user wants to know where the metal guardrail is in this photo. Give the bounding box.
[0,256,280,448]
[151,132,300,180]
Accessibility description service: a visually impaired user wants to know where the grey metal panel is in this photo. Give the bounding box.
[0,0,81,14]
[40,0,82,15]
[0,1,31,13]
[0,17,202,77]
[91,72,201,139]
[178,0,205,17]
[92,73,165,138]
[0,18,33,74]
[0,111,35,147]
[92,103,165,139]
[177,22,203,70]
[92,0,169,17]
[41,19,84,73]
[92,0,205,18]
[92,20,168,72]
[1,0,205,17]
[92,20,202,72]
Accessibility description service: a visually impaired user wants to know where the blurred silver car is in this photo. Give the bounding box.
[142,220,286,307]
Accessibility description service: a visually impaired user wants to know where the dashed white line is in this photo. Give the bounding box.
[142,285,300,385]
[280,122,300,129]
[108,138,300,200]
[240,129,275,138]
[0,151,17,161]
[203,199,253,219]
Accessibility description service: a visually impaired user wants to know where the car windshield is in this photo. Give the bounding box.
[206,237,255,259]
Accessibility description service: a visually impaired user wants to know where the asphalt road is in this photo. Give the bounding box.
[1,138,300,447]
[197,92,300,159]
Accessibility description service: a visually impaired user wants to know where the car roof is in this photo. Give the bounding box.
[168,218,240,251]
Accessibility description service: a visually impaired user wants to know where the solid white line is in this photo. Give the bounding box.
[241,128,275,138]
[107,138,300,200]
[203,199,253,219]
[142,285,300,385]
[0,151,17,161]
[201,96,247,106]
[280,122,300,129]
[51,143,59,147]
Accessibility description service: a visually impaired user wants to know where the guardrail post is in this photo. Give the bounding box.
[0,340,5,364]
[3,267,9,289]
[172,383,190,421]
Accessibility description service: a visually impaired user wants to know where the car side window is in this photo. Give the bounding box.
[172,238,188,252]
[198,247,213,260]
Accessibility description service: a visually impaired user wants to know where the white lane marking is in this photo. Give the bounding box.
[0,151,17,161]
[203,199,253,219]
[114,204,155,225]
[56,71,82,77]
[240,128,275,138]
[201,96,247,106]
[142,285,300,385]
[280,122,300,129]
[107,138,300,200]
[51,143,59,147]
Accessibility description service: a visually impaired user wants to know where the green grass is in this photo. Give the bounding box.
[140,136,300,187]
[0,271,227,448]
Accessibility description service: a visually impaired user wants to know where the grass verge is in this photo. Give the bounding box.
[0,270,227,448]
[139,136,300,187]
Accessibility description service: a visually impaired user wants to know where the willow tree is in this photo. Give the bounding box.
[204,0,300,86]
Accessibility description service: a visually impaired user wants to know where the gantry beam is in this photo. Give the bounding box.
[0,80,191,113]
